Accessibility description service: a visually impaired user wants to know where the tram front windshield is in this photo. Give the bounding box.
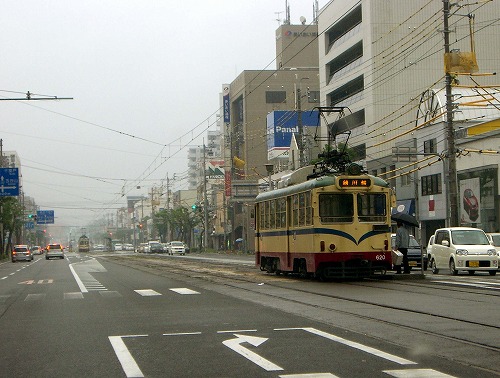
[319,193,386,223]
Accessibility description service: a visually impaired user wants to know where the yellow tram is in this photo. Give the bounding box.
[78,235,90,253]
[254,163,395,279]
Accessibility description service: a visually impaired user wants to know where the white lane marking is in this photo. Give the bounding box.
[223,334,283,372]
[100,291,122,298]
[69,258,108,292]
[0,295,10,303]
[69,264,88,293]
[25,294,46,301]
[384,368,457,377]
[276,328,417,365]
[169,288,200,295]
[64,292,84,300]
[108,336,145,378]
[280,374,338,378]
[217,329,257,334]
[134,289,161,296]
[163,332,202,336]
[436,280,499,290]
[1,276,7,280]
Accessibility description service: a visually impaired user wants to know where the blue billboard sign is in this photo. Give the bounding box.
[37,210,55,224]
[0,168,20,197]
[266,110,319,159]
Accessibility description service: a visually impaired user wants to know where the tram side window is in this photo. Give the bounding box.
[291,192,312,227]
[319,194,353,223]
[276,198,286,228]
[357,193,386,222]
[270,200,276,229]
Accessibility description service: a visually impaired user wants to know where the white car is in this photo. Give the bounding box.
[429,227,498,275]
[168,241,186,255]
[426,235,435,264]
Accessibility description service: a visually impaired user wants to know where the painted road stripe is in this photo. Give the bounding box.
[25,294,45,301]
[109,336,145,378]
[100,291,122,298]
[69,264,88,293]
[64,292,84,300]
[276,328,417,365]
[280,374,338,378]
[169,288,200,295]
[384,368,457,377]
[134,289,161,296]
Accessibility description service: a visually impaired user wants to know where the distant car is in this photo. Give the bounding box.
[148,241,164,253]
[429,227,498,275]
[114,243,123,251]
[183,243,190,253]
[168,241,186,255]
[46,243,65,260]
[94,244,106,251]
[463,189,479,221]
[31,245,43,255]
[12,245,33,262]
[124,243,134,251]
[391,234,427,271]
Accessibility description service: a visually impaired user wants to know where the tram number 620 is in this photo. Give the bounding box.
[375,254,386,260]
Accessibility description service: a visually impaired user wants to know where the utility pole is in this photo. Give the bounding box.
[203,144,209,251]
[443,0,459,227]
[297,86,304,168]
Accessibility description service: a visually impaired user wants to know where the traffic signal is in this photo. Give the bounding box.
[191,203,197,211]
[138,223,143,229]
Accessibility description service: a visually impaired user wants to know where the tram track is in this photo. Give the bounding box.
[102,254,500,374]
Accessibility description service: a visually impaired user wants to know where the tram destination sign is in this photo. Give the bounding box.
[338,178,372,188]
[0,168,20,197]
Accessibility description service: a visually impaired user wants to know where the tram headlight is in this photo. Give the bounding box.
[329,243,336,252]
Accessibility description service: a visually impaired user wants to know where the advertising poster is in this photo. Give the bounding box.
[460,177,481,223]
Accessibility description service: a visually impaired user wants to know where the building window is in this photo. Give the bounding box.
[401,173,411,187]
[424,138,437,154]
[326,5,362,53]
[421,173,442,196]
[266,91,286,104]
[328,75,364,106]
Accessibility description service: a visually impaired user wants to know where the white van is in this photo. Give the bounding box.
[429,227,498,276]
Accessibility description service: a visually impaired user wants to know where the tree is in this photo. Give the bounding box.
[0,197,24,258]
[154,207,200,244]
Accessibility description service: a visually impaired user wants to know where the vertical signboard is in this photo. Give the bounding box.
[0,168,19,196]
[223,85,230,123]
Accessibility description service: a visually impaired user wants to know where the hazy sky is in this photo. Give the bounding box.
[0,0,327,232]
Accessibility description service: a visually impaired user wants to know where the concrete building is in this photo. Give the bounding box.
[318,0,500,242]
[223,22,321,251]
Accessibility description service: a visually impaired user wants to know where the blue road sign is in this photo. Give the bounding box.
[25,221,35,230]
[37,210,55,224]
[0,168,20,197]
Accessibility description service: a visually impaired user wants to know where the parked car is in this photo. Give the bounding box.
[31,245,43,255]
[46,243,65,260]
[12,245,33,262]
[114,243,123,251]
[426,235,435,264]
[463,188,479,221]
[429,227,498,275]
[183,243,190,253]
[138,243,150,253]
[391,234,427,271]
[168,241,186,255]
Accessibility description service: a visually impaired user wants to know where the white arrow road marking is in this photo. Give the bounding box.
[109,335,147,378]
[222,334,283,372]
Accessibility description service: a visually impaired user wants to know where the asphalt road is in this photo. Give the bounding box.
[0,252,498,377]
